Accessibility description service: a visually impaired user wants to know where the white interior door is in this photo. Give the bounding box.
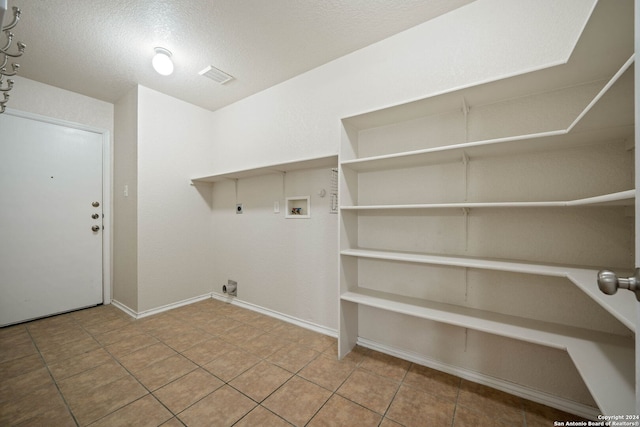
[0,113,103,326]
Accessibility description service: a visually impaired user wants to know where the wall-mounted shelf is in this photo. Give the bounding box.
[191,155,337,183]
[341,190,634,210]
[340,248,636,332]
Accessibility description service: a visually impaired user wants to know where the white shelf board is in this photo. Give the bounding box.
[567,339,635,416]
[341,55,633,172]
[341,288,631,350]
[342,287,635,415]
[340,190,635,210]
[192,155,337,183]
[340,249,636,332]
[340,125,634,173]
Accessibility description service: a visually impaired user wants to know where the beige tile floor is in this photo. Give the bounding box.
[0,299,588,426]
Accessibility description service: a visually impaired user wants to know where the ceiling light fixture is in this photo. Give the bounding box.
[152,47,173,76]
[0,3,26,114]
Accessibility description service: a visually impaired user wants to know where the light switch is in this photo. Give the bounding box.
[274,201,280,213]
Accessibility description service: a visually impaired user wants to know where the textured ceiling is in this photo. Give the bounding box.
[5,0,474,112]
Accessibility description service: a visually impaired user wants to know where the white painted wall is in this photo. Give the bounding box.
[8,76,114,132]
[136,85,215,313]
[210,168,338,331]
[113,86,138,311]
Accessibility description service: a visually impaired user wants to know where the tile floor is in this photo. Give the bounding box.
[0,299,588,426]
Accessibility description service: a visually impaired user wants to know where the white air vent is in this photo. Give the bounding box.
[199,66,234,84]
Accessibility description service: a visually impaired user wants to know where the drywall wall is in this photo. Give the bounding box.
[210,168,338,331]
[113,86,139,311]
[136,85,215,313]
[8,76,114,132]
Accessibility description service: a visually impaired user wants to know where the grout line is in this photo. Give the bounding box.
[24,321,81,427]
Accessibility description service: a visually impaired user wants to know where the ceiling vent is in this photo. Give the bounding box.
[199,66,234,85]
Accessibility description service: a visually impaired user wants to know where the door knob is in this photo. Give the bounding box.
[91,225,100,232]
[92,201,100,207]
[91,214,99,219]
[597,268,640,301]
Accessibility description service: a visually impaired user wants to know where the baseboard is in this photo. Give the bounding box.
[357,337,600,421]
[113,292,336,339]
[111,293,212,320]
[210,292,337,338]
[110,299,137,318]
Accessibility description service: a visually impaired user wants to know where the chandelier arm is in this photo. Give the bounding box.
[0,7,24,114]
[2,48,22,58]
[1,63,19,77]
[1,42,24,58]
[0,79,13,92]
[2,7,21,32]
[0,93,8,113]
[1,31,13,52]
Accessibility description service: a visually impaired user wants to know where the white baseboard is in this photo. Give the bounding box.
[211,292,337,338]
[357,337,600,421]
[111,293,212,320]
[110,299,137,318]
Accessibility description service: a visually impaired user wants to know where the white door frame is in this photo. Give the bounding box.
[4,108,112,305]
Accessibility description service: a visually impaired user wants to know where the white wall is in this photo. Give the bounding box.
[136,85,215,312]
[113,86,138,311]
[9,76,114,132]
[211,168,338,331]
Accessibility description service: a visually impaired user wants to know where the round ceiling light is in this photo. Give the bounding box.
[152,47,174,76]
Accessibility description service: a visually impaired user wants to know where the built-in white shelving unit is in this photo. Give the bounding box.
[338,1,635,417]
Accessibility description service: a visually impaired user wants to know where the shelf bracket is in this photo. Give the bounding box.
[462,151,469,202]
[462,207,470,252]
[461,97,470,143]
[234,179,239,204]
[464,267,469,302]
[281,171,286,199]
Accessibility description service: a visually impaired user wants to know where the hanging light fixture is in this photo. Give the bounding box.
[0,3,26,114]
[152,47,173,76]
